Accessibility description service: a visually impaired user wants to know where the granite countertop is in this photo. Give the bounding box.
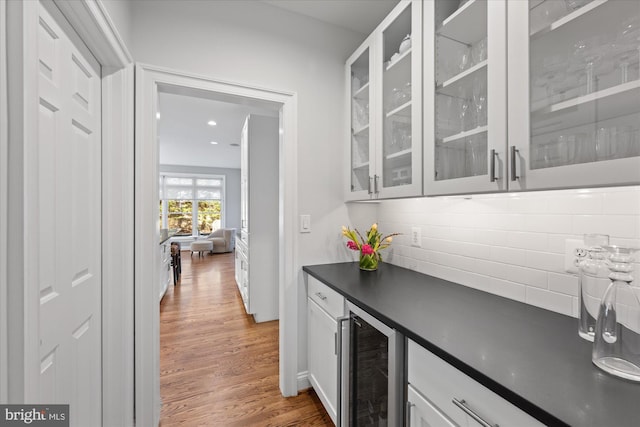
[302,262,640,427]
[159,229,179,245]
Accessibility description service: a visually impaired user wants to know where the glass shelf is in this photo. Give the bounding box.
[385,48,412,72]
[531,80,640,136]
[386,148,411,160]
[442,125,488,144]
[386,101,412,118]
[437,0,487,44]
[530,0,608,39]
[353,82,370,100]
[353,124,370,137]
[437,60,487,94]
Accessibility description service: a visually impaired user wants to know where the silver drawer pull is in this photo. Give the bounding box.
[406,401,414,426]
[452,398,498,427]
[315,292,327,301]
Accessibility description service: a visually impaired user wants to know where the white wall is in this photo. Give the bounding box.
[374,186,640,317]
[159,164,241,231]
[129,1,365,380]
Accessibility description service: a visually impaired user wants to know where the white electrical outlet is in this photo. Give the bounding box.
[411,227,422,247]
[565,239,586,274]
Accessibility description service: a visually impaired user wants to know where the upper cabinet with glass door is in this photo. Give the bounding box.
[345,0,422,201]
[508,0,640,190]
[347,41,374,201]
[424,0,508,196]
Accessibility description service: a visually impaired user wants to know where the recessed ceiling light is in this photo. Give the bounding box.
[207,120,217,126]
[156,112,161,119]
[210,141,218,145]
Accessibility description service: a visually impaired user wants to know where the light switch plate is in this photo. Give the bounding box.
[411,227,422,247]
[300,214,311,233]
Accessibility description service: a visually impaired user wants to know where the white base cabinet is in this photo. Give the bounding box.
[407,340,543,427]
[307,276,345,425]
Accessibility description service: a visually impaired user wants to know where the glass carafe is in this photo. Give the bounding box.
[592,246,640,382]
[578,233,610,341]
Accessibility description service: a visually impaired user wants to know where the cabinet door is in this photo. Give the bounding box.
[376,0,423,198]
[407,384,456,427]
[240,117,249,231]
[346,40,376,201]
[307,298,338,424]
[424,0,508,196]
[508,0,640,191]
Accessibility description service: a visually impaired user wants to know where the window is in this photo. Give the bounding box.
[159,174,225,237]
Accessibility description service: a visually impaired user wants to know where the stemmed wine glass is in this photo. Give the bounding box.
[472,77,487,128]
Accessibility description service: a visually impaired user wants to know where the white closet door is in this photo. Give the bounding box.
[37,2,102,425]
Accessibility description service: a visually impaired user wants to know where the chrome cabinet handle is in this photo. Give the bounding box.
[336,316,349,427]
[452,398,499,427]
[489,149,498,182]
[510,146,519,182]
[368,176,373,195]
[374,174,380,195]
[406,401,414,426]
[315,292,327,301]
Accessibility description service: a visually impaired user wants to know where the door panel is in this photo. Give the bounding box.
[37,2,102,425]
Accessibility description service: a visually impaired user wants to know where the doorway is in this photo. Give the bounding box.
[134,64,299,426]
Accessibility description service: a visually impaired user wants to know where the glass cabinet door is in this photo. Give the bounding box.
[377,0,422,198]
[424,0,507,195]
[508,0,640,190]
[348,45,374,200]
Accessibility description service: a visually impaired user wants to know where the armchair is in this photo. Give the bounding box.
[203,228,236,253]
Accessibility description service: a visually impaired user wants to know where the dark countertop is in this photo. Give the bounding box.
[302,262,640,427]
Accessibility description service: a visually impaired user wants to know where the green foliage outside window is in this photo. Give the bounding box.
[197,200,221,235]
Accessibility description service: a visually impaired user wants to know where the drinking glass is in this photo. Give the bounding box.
[458,86,471,132]
[459,48,470,73]
[578,234,611,341]
[471,37,487,65]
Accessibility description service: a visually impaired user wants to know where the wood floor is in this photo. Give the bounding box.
[160,251,333,427]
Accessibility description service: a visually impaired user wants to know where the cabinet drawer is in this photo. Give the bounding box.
[308,276,344,319]
[408,340,544,427]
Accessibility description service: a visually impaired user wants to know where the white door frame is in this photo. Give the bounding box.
[2,1,134,425]
[134,63,299,426]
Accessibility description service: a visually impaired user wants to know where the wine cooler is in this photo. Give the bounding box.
[338,302,404,426]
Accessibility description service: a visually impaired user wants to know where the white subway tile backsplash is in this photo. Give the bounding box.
[573,215,640,238]
[524,215,573,234]
[525,287,574,316]
[602,189,640,215]
[525,251,565,273]
[490,246,527,266]
[548,273,579,296]
[376,186,640,318]
[506,231,548,251]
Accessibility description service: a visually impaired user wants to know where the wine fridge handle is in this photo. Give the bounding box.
[406,400,414,426]
[452,398,499,427]
[336,315,350,427]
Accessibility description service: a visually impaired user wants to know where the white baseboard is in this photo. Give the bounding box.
[297,370,310,391]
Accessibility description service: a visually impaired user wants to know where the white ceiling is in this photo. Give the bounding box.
[158,90,278,169]
[158,0,400,169]
[263,0,400,35]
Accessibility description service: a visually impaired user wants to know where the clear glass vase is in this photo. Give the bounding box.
[359,252,379,271]
[578,234,610,341]
[592,246,640,382]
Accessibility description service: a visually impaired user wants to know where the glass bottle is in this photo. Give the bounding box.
[592,246,640,382]
[578,233,610,341]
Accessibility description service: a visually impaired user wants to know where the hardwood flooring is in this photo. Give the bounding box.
[160,251,333,427]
